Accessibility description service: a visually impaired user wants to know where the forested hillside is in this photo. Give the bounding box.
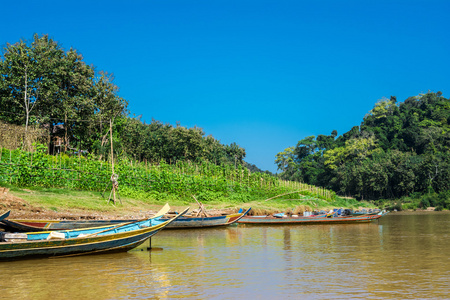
[0,34,250,169]
[276,92,450,207]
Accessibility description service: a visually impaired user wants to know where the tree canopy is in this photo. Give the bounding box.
[0,34,249,170]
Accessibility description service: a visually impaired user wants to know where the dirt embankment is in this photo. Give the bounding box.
[0,187,47,218]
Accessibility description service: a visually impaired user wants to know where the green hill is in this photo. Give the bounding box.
[276,92,450,210]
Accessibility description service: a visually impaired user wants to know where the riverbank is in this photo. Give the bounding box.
[0,186,236,220]
[0,185,377,220]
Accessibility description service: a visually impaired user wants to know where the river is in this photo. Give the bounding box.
[1,212,449,299]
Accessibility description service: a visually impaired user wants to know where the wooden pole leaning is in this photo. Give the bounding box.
[107,119,122,205]
[192,195,209,217]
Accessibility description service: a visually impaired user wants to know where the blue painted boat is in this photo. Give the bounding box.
[2,208,251,231]
[0,204,188,261]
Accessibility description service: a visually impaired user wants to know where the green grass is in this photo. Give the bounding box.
[2,183,377,216]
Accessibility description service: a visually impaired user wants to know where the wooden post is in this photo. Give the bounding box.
[9,149,12,184]
[110,119,116,204]
[147,237,152,250]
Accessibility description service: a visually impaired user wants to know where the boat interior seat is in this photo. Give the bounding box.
[46,231,66,240]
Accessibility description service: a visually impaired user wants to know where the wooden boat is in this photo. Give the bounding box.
[237,211,385,225]
[0,210,10,222]
[350,209,382,216]
[1,208,251,232]
[162,207,251,228]
[0,204,188,261]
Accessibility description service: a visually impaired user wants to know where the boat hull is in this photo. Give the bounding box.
[163,208,251,228]
[238,213,383,225]
[0,226,160,260]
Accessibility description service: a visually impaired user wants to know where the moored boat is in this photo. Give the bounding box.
[162,207,251,228]
[237,211,386,225]
[1,208,251,232]
[0,204,188,261]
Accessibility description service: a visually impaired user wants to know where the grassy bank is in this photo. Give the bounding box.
[0,146,378,218]
[1,183,376,218]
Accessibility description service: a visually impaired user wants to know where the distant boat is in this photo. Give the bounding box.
[1,208,251,232]
[237,211,386,225]
[0,204,188,261]
[349,209,382,216]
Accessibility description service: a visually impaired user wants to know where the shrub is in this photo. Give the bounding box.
[393,203,403,211]
[437,191,450,209]
[410,192,422,199]
[419,197,430,209]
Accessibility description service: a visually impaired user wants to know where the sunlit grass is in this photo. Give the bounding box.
[2,183,377,216]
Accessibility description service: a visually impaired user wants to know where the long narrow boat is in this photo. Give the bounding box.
[162,207,251,228]
[237,211,385,225]
[0,204,188,261]
[1,208,251,232]
[0,210,10,222]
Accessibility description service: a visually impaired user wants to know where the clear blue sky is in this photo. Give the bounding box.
[2,0,449,173]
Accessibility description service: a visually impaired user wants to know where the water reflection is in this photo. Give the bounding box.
[283,227,291,251]
[1,214,450,299]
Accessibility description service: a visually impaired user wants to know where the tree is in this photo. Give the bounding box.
[0,34,103,153]
[91,71,127,157]
[294,136,317,160]
[0,35,64,148]
[225,142,246,166]
[275,146,296,176]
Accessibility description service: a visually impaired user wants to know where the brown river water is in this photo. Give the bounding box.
[0,212,449,299]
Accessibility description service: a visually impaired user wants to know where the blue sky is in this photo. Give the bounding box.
[2,0,449,173]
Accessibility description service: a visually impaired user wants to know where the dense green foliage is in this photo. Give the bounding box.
[0,34,251,170]
[0,145,334,204]
[276,92,450,208]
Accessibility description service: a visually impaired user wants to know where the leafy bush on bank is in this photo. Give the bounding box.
[376,191,450,211]
[0,145,335,205]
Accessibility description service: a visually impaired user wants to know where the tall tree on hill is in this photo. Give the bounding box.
[54,47,95,152]
[0,35,64,147]
[275,146,296,178]
[92,71,128,158]
[0,34,129,154]
[225,142,246,167]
